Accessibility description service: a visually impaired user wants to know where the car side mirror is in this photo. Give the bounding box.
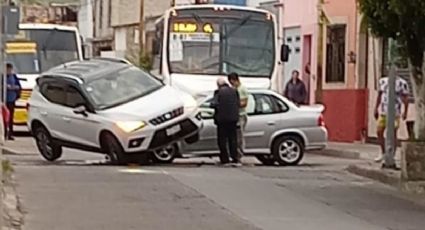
[281,44,290,62]
[73,105,88,117]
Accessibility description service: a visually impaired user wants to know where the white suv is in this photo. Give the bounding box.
[27,58,202,164]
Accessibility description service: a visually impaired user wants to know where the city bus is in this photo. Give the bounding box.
[5,23,84,126]
[152,4,287,98]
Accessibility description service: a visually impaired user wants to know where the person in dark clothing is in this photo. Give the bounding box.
[5,63,22,140]
[211,78,240,165]
[284,70,307,105]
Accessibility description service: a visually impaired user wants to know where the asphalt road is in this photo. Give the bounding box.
[6,139,425,230]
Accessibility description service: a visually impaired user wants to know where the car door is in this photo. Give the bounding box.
[182,97,218,154]
[58,83,101,148]
[244,93,284,152]
[38,80,70,140]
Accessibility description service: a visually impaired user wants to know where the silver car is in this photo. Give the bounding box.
[152,89,328,166]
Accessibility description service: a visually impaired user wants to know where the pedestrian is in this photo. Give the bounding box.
[5,63,22,140]
[373,75,409,166]
[211,77,240,166]
[284,70,307,105]
[228,72,248,163]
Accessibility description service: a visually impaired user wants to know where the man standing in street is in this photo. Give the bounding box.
[374,75,409,163]
[5,63,21,140]
[228,73,248,163]
[284,70,307,105]
[211,77,240,165]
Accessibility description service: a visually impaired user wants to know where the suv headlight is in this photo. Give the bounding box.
[116,121,147,133]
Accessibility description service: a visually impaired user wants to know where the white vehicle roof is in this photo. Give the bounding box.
[171,4,273,15]
[19,23,79,32]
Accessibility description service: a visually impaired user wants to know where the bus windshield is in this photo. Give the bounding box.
[6,53,39,74]
[168,9,275,77]
[10,28,80,72]
[5,41,40,74]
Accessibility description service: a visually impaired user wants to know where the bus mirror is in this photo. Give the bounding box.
[281,44,290,62]
[152,39,160,55]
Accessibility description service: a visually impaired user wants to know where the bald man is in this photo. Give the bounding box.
[211,77,241,165]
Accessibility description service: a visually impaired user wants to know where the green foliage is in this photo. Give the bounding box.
[139,51,153,72]
[359,0,425,68]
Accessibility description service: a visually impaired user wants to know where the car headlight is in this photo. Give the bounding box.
[116,121,147,133]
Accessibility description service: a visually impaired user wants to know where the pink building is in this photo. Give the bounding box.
[280,0,319,104]
[319,0,369,142]
[280,0,369,142]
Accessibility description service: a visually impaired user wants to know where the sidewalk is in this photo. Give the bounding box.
[318,142,402,161]
[2,137,37,156]
[318,142,425,196]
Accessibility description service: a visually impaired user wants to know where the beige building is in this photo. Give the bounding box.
[93,0,114,56]
[110,0,172,65]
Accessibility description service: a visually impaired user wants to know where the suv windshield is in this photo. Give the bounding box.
[85,67,163,109]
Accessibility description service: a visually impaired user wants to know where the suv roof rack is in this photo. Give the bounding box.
[89,57,132,65]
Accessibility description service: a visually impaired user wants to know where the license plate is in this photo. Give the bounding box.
[166,125,181,136]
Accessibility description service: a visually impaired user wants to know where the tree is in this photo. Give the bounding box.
[359,0,425,140]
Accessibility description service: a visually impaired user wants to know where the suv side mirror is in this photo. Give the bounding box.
[73,105,88,117]
[281,44,290,62]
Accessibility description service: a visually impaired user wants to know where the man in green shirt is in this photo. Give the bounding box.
[228,73,248,164]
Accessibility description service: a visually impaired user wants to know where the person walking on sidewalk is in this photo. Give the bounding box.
[374,75,409,163]
[211,77,240,166]
[5,63,21,141]
[284,70,307,106]
[228,72,248,164]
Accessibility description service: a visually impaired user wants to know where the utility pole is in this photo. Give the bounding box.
[384,38,397,168]
[0,0,4,228]
[138,0,144,65]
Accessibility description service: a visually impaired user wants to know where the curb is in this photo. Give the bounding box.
[2,148,19,156]
[312,149,361,160]
[347,164,425,196]
[347,164,401,186]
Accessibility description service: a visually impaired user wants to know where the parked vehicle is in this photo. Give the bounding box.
[27,58,202,164]
[152,89,327,165]
[6,23,84,128]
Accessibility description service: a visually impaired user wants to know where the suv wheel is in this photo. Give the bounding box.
[256,155,276,166]
[103,133,127,165]
[272,136,304,166]
[152,144,177,164]
[34,126,62,162]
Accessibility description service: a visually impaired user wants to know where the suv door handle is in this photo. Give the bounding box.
[62,117,71,122]
[267,121,275,126]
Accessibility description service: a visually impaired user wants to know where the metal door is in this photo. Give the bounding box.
[283,27,302,86]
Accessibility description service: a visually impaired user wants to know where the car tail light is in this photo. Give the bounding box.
[318,114,325,127]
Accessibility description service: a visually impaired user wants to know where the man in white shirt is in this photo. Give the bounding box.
[374,76,410,163]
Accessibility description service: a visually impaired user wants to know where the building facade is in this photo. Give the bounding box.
[110,0,171,65]
[78,0,94,58]
[92,0,114,56]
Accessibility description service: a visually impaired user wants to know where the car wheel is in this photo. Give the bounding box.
[103,133,127,165]
[152,144,177,164]
[34,126,62,162]
[256,155,276,166]
[272,136,304,166]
